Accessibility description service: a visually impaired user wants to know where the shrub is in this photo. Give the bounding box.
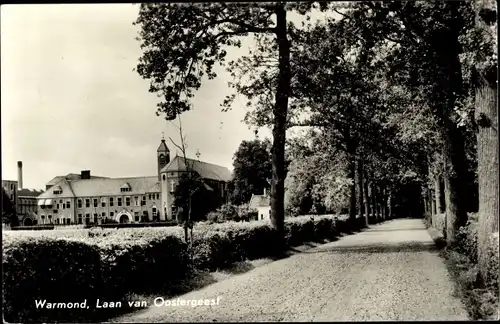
[2,237,103,323]
[455,215,479,263]
[90,234,188,297]
[205,204,258,223]
[237,204,258,222]
[485,232,499,290]
[3,212,383,322]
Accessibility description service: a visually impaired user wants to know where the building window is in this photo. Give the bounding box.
[85,199,90,208]
[56,203,60,209]
[152,207,157,218]
[143,211,149,222]
[134,196,139,206]
[156,193,160,200]
[78,214,82,224]
[93,213,98,223]
[55,219,59,225]
[134,211,139,222]
[48,215,52,224]
[117,198,122,207]
[53,189,62,195]
[141,196,146,206]
[85,214,90,224]
[148,194,151,200]
[93,199,98,208]
[101,198,106,207]
[162,174,166,181]
[102,212,106,218]
[77,199,82,209]
[109,197,114,207]
[125,197,130,206]
[110,211,114,217]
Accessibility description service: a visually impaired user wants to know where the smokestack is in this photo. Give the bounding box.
[17,161,23,190]
[81,170,91,180]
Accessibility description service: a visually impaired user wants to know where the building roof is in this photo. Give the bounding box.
[249,194,270,209]
[37,176,160,199]
[157,139,170,152]
[161,155,232,182]
[46,173,109,186]
[17,188,44,197]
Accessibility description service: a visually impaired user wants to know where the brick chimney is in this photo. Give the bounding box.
[81,170,91,180]
[17,161,23,190]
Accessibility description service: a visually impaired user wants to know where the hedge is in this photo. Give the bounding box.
[3,213,386,322]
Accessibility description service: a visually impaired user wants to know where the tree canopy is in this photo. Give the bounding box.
[229,138,272,205]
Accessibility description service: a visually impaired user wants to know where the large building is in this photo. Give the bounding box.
[35,138,232,225]
[2,161,44,226]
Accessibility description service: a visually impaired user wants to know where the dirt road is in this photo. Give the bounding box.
[112,219,469,322]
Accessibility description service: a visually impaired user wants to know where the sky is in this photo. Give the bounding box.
[1,4,336,190]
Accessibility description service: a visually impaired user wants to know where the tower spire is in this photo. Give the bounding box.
[161,132,165,141]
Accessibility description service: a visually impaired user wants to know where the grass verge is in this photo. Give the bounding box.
[425,220,499,320]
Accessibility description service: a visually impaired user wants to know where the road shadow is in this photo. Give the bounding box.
[301,241,440,254]
[365,227,425,233]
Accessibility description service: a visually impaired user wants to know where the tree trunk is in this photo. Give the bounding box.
[435,34,469,245]
[376,184,381,221]
[423,189,429,217]
[371,183,378,221]
[475,0,499,285]
[379,185,385,220]
[363,171,370,225]
[356,158,364,222]
[434,174,442,215]
[270,5,289,251]
[388,190,392,219]
[348,157,357,221]
[443,121,469,245]
[345,126,357,222]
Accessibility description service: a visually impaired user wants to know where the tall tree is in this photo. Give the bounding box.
[230,138,272,205]
[343,1,476,244]
[1,188,18,227]
[135,2,328,248]
[470,0,498,284]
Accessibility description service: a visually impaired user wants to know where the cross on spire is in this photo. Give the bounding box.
[161,132,165,141]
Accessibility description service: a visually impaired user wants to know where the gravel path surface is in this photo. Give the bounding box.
[111,219,469,322]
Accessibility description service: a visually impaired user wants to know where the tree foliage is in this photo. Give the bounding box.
[229,138,272,205]
[173,172,216,222]
[2,188,18,226]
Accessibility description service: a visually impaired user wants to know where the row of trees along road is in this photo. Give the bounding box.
[134,1,497,281]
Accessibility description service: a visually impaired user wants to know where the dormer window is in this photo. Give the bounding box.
[53,186,63,195]
[120,182,132,193]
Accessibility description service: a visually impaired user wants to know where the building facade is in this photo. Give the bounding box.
[17,188,44,225]
[160,154,232,220]
[2,180,18,203]
[2,162,44,225]
[249,188,271,221]
[35,138,232,225]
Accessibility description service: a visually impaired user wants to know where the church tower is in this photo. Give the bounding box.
[157,134,170,181]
